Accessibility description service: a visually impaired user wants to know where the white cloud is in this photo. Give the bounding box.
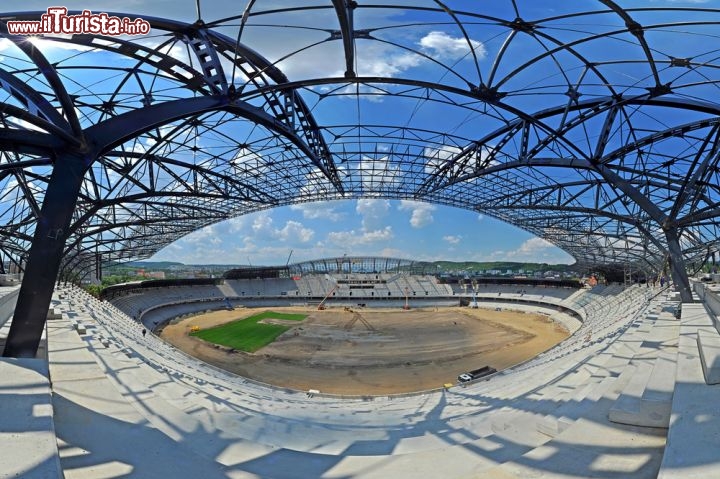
[289,202,345,221]
[181,224,222,246]
[517,237,555,255]
[251,213,273,236]
[295,167,339,199]
[153,209,322,265]
[419,31,487,61]
[134,37,189,65]
[0,178,19,201]
[275,29,484,87]
[277,35,422,81]
[327,226,393,246]
[486,237,573,263]
[397,200,436,228]
[250,212,314,243]
[443,235,462,245]
[424,145,494,177]
[231,147,263,167]
[227,216,248,233]
[345,31,486,81]
[278,220,314,243]
[301,199,396,253]
[356,198,390,230]
[356,45,421,77]
[28,36,99,52]
[357,155,400,191]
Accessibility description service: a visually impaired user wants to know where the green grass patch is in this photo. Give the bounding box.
[190,310,306,352]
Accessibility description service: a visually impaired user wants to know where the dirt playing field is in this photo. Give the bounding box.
[159,306,569,395]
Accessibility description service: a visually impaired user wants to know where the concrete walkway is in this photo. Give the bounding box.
[0,357,62,479]
[48,315,236,478]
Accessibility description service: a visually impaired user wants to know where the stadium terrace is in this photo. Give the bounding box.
[0,2,720,478]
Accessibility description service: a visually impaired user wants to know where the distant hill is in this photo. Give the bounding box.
[110,261,244,269]
[108,260,574,273]
[121,261,184,268]
[428,261,575,273]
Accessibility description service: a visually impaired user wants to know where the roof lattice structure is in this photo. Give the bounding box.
[1,1,720,283]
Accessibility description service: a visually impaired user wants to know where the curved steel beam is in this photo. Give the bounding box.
[0,67,75,141]
[0,23,83,138]
[598,0,662,87]
[0,101,80,145]
[84,95,333,187]
[99,152,278,201]
[67,189,270,240]
[0,157,51,172]
[182,25,229,94]
[2,12,343,194]
[486,204,666,252]
[415,96,720,195]
[0,129,66,155]
[331,0,356,79]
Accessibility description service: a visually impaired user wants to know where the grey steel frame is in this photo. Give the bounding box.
[0,2,719,355]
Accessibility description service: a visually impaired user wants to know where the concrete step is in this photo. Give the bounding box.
[535,315,651,438]
[491,411,552,448]
[609,353,677,428]
[48,318,231,479]
[658,302,720,478]
[485,322,668,479]
[609,315,679,428]
[697,329,720,384]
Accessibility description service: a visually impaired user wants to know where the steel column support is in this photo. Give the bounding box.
[665,227,693,303]
[3,152,90,358]
[332,0,356,79]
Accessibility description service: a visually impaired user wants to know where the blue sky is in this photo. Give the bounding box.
[151,200,575,266]
[7,0,584,266]
[16,0,713,267]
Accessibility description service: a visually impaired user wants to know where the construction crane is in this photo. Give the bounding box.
[318,274,338,310]
[317,285,337,310]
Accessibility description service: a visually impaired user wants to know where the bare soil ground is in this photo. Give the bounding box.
[159,306,569,395]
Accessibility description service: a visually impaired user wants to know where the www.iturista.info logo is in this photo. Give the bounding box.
[7,7,151,36]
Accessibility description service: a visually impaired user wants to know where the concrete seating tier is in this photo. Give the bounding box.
[33,283,692,478]
[658,302,720,478]
[608,305,679,428]
[292,273,456,299]
[451,283,578,304]
[223,278,299,297]
[0,284,21,331]
[697,330,720,384]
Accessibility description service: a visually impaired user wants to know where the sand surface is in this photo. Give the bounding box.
[159,306,569,395]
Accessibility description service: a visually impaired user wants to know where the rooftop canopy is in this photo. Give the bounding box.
[2,1,719,354]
